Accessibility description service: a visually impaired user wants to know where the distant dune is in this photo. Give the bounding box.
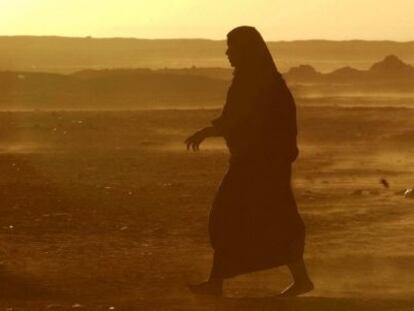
[1,55,414,110]
[1,36,414,73]
[286,55,414,83]
[0,69,229,110]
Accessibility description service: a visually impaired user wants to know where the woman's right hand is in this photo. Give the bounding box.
[184,128,208,151]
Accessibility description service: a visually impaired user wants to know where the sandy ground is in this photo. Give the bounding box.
[1,106,414,310]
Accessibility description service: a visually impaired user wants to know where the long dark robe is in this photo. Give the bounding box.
[208,70,305,279]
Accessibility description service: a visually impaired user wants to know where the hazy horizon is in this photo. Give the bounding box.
[2,34,414,43]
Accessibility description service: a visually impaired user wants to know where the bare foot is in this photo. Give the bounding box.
[187,281,223,296]
[277,280,314,297]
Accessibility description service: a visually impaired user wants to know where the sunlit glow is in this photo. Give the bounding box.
[1,0,413,40]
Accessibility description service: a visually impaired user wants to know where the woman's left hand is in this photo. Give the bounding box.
[184,129,208,151]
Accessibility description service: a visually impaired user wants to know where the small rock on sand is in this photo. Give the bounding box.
[404,188,414,198]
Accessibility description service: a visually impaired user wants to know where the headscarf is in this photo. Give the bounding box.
[226,26,281,80]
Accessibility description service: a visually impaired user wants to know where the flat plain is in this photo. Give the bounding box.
[1,105,414,310]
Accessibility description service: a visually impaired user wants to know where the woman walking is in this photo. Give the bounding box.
[185,26,313,297]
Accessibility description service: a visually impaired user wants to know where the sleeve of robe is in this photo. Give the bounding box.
[210,77,254,136]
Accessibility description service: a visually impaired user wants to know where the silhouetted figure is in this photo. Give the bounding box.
[185,26,313,297]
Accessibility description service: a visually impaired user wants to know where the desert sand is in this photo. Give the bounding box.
[1,104,414,310]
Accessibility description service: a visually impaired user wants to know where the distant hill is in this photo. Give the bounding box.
[369,55,414,79]
[1,36,414,73]
[1,55,414,110]
[0,69,229,110]
[285,55,414,83]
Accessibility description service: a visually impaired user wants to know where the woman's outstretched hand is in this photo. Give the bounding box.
[184,128,208,151]
[185,127,221,151]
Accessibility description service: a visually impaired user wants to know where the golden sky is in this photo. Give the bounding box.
[1,0,413,40]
